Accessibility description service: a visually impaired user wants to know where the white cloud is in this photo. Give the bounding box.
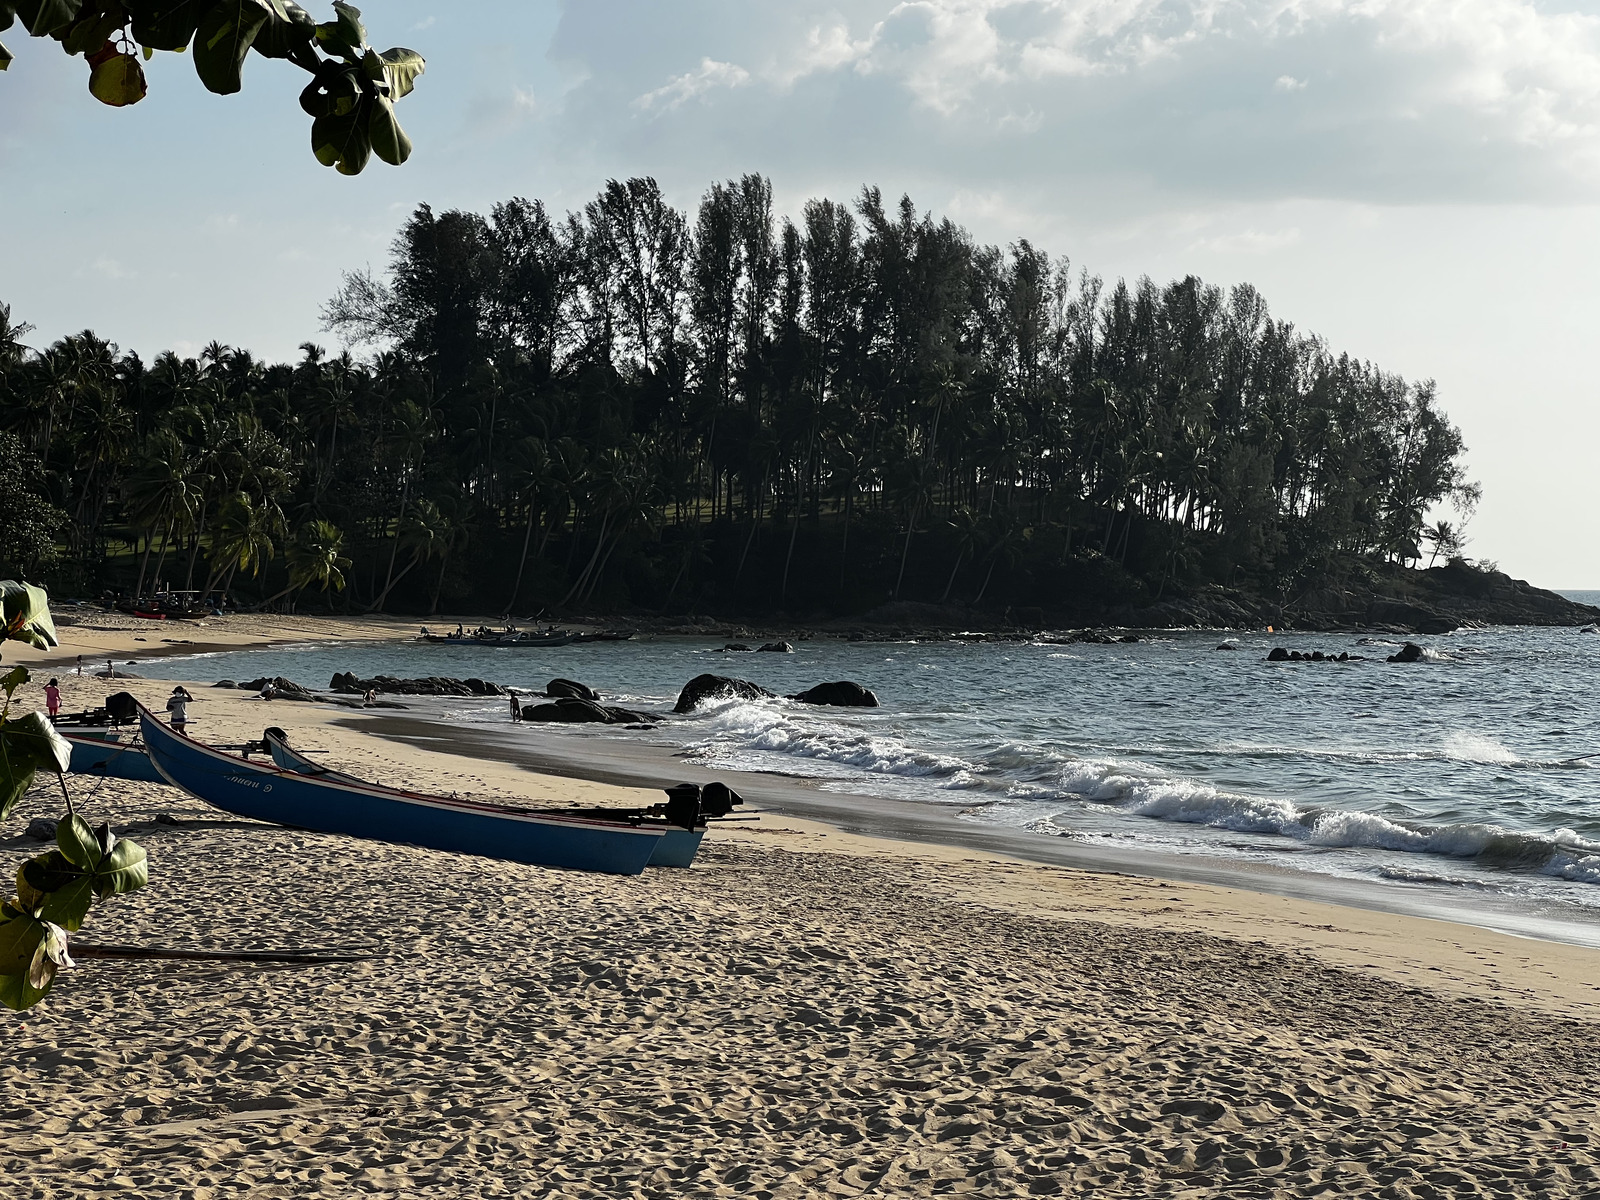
[634,58,752,112]
[82,257,135,281]
[561,0,1600,202]
[1187,226,1304,254]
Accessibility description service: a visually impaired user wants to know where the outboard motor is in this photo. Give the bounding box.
[104,692,138,725]
[244,727,289,756]
[662,782,703,829]
[700,781,744,819]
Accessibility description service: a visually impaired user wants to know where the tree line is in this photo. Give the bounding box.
[0,175,1478,620]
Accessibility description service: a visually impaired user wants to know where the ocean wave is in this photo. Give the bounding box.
[682,697,976,781]
[1042,758,1600,885]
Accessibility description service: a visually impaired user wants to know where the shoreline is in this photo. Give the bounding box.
[344,704,1600,953]
[25,671,1600,1021]
[83,613,1600,955]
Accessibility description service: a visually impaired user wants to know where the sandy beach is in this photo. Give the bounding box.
[3,630,1599,1196]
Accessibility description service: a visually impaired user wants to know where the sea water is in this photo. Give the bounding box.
[136,617,1600,910]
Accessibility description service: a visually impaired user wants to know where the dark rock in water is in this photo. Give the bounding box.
[758,641,794,653]
[547,678,600,702]
[25,817,57,840]
[519,697,645,724]
[1387,642,1426,664]
[723,643,752,652]
[1118,635,1140,644]
[521,697,611,723]
[1267,647,1290,662]
[330,671,508,697]
[674,674,777,713]
[244,676,319,702]
[1215,643,1238,651]
[94,669,140,679]
[213,679,237,688]
[788,681,880,708]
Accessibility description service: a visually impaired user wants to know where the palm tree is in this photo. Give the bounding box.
[125,431,198,597]
[203,492,284,601]
[366,498,449,612]
[940,505,982,603]
[259,520,351,610]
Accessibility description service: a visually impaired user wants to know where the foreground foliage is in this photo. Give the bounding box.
[0,582,148,1010]
[0,177,1477,618]
[0,1,423,174]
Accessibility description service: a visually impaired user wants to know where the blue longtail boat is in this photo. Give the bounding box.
[64,731,166,785]
[137,705,666,875]
[258,727,710,868]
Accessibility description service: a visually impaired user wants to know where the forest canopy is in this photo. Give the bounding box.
[0,176,1478,621]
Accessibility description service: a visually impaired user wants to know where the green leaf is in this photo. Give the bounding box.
[367,94,410,166]
[128,0,211,52]
[10,0,80,37]
[93,837,147,898]
[0,711,70,823]
[55,813,98,870]
[36,874,93,931]
[250,0,312,59]
[298,59,360,117]
[0,5,14,33]
[192,0,271,95]
[8,710,72,775]
[0,581,58,650]
[374,46,422,100]
[0,906,59,1010]
[311,104,371,175]
[19,828,145,927]
[88,46,148,107]
[1,664,28,698]
[20,849,79,895]
[61,8,117,54]
[0,41,11,71]
[313,0,362,57]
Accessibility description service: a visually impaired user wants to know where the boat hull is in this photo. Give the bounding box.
[650,829,705,868]
[263,731,704,868]
[65,733,166,784]
[140,710,663,875]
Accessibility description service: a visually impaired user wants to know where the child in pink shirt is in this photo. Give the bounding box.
[44,678,61,721]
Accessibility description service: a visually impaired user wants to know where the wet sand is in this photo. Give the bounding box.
[1,670,1597,1196]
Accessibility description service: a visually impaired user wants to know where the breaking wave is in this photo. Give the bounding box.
[1043,758,1600,885]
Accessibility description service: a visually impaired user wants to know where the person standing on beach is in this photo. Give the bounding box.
[75,655,83,676]
[165,687,190,732]
[44,678,61,722]
[509,694,522,722]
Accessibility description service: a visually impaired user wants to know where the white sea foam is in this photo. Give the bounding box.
[683,697,975,781]
[1439,732,1519,764]
[1543,852,1600,886]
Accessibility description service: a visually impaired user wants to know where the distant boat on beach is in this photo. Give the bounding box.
[416,626,576,647]
[137,704,669,875]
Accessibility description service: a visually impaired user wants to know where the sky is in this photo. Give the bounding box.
[3,0,1599,586]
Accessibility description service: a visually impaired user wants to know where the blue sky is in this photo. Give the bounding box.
[4,0,1600,585]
